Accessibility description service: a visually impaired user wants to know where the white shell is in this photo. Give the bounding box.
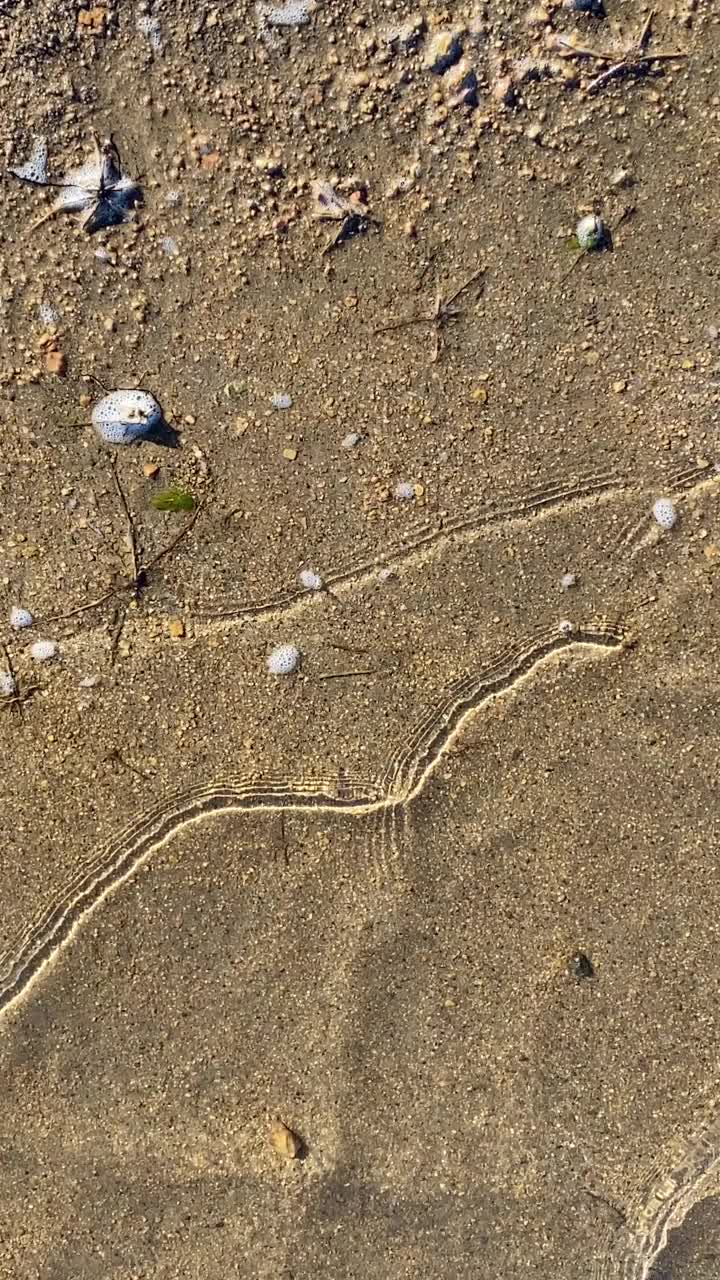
[267,643,301,675]
[0,672,17,697]
[91,389,163,445]
[576,214,604,251]
[10,606,33,629]
[299,569,323,591]
[30,639,58,662]
[653,497,677,530]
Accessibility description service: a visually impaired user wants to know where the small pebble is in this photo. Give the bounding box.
[653,497,677,530]
[558,620,574,636]
[79,674,102,688]
[378,567,396,582]
[267,643,301,675]
[0,672,17,698]
[271,392,293,410]
[10,606,33,629]
[299,569,323,591]
[341,432,361,449]
[568,951,594,980]
[30,639,58,662]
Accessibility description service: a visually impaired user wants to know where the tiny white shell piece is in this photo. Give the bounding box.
[0,672,17,697]
[653,497,677,530]
[30,639,58,662]
[267,643,301,675]
[10,606,33,629]
[299,569,323,591]
[91,389,163,445]
[576,214,604,251]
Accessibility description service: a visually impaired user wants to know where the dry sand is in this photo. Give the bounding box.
[1,0,720,1276]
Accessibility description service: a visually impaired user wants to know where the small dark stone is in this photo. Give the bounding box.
[568,951,594,980]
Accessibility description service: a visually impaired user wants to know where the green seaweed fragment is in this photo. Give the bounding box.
[151,487,196,513]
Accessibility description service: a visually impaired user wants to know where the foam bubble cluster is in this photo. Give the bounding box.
[653,497,677,530]
[299,569,323,591]
[9,136,49,185]
[30,639,58,662]
[267,643,301,675]
[10,606,33,629]
[271,392,293,410]
[91,389,164,445]
[0,672,17,697]
[394,481,416,500]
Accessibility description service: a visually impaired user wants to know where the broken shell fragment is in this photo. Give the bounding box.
[269,1117,302,1159]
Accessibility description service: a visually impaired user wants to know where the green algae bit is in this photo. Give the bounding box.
[151,487,195,513]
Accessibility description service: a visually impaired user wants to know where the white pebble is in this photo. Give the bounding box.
[560,573,576,591]
[394,481,416,500]
[558,619,574,636]
[299,569,323,591]
[341,432,361,449]
[9,606,33,629]
[267,643,301,675]
[378,567,396,582]
[271,392,293,410]
[0,672,17,697]
[30,639,58,663]
[79,674,102,688]
[653,497,677,530]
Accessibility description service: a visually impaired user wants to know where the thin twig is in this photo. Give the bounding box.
[111,458,140,588]
[316,669,375,681]
[142,503,201,574]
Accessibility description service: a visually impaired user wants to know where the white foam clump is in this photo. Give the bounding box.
[257,1,312,27]
[341,432,361,449]
[9,135,49,185]
[267,643,301,675]
[137,14,164,52]
[394,480,416,500]
[299,569,323,591]
[558,619,574,636]
[30,639,58,662]
[560,573,576,590]
[91,389,163,446]
[271,392,293,410]
[0,672,17,697]
[38,301,60,328]
[10,606,33,629]
[653,497,677,530]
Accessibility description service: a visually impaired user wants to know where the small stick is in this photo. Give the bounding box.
[142,502,201,574]
[44,589,118,624]
[316,669,375,681]
[111,459,140,589]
